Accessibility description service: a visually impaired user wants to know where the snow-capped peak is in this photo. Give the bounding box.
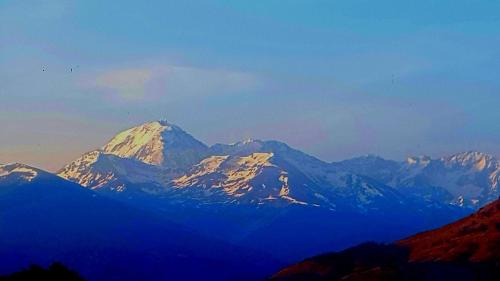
[0,163,41,182]
[101,120,208,169]
[102,121,174,165]
[58,120,210,191]
[57,150,105,187]
[442,151,498,171]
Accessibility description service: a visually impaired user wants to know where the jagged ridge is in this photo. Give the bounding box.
[58,121,500,211]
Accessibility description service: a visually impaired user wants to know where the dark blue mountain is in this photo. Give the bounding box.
[0,163,281,281]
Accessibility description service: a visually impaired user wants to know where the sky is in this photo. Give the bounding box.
[1,0,500,171]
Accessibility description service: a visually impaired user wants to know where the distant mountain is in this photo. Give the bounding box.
[270,199,500,281]
[58,122,417,211]
[333,151,500,208]
[101,120,209,170]
[0,163,280,281]
[58,120,209,193]
[332,155,401,183]
[59,120,500,211]
[175,139,406,210]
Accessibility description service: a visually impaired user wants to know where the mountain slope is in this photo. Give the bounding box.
[270,199,500,281]
[173,139,406,210]
[0,163,280,281]
[398,198,500,262]
[57,150,166,192]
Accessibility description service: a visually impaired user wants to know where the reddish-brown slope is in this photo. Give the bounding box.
[398,199,500,262]
[270,199,500,280]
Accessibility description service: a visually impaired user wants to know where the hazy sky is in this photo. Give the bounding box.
[1,0,500,171]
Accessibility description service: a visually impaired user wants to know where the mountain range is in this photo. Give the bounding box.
[58,120,500,210]
[2,120,500,280]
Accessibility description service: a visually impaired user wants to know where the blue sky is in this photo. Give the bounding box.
[1,0,499,171]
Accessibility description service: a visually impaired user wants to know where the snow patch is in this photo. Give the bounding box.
[0,164,39,182]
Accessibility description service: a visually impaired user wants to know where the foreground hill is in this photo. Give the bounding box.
[0,163,279,281]
[270,199,500,281]
[398,198,500,262]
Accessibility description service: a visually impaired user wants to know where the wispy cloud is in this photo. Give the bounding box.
[91,64,258,101]
[94,68,154,100]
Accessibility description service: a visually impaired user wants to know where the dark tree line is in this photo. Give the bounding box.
[0,263,85,281]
